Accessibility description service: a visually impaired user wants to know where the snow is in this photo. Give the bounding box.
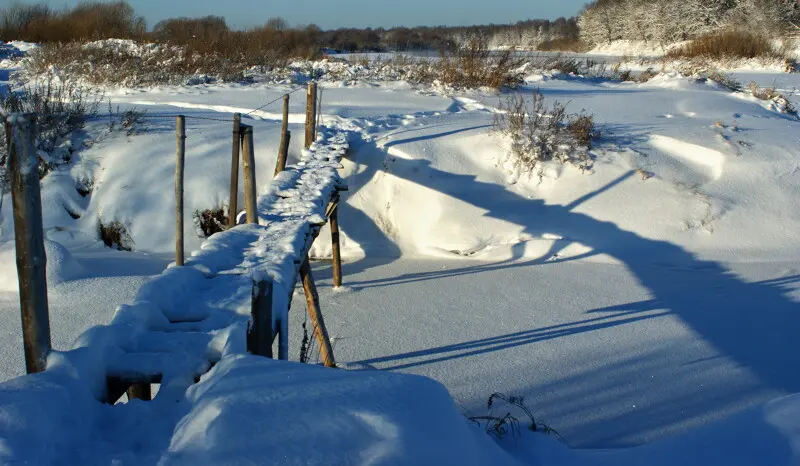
[1,43,800,463]
[588,40,688,57]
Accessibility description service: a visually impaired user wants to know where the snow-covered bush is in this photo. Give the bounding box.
[493,89,596,175]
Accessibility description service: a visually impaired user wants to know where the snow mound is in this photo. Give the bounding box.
[0,239,85,291]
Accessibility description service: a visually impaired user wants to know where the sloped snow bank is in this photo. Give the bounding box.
[0,239,85,291]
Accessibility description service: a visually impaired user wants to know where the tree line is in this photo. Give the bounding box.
[579,0,800,45]
[2,0,796,56]
[0,1,578,53]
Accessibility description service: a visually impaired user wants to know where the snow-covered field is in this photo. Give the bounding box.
[1,40,800,463]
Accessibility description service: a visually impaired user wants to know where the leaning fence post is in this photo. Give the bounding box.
[304,82,317,149]
[299,256,336,368]
[8,114,52,374]
[274,95,290,176]
[240,125,258,224]
[229,113,241,228]
[175,115,186,266]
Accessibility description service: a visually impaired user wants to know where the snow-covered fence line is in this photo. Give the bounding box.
[108,125,348,401]
[2,110,348,406]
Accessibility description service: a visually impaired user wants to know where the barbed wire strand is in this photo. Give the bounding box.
[244,85,305,116]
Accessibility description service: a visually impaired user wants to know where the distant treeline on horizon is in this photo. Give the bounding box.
[0,1,580,53]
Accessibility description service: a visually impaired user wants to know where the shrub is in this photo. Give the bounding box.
[0,78,102,179]
[536,37,588,52]
[567,113,598,149]
[700,71,743,92]
[748,81,797,116]
[438,36,526,89]
[493,89,596,174]
[193,208,228,238]
[530,54,583,75]
[667,29,779,60]
[468,393,561,440]
[99,220,133,251]
[635,67,658,83]
[105,104,147,136]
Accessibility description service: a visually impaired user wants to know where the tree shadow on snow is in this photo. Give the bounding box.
[335,123,800,442]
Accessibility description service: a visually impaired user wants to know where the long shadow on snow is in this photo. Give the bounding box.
[340,127,800,420]
[356,307,669,371]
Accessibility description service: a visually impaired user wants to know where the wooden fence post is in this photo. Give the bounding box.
[277,316,288,361]
[299,256,336,368]
[274,95,290,176]
[330,202,343,288]
[304,82,317,149]
[240,125,258,224]
[8,114,52,374]
[175,116,186,266]
[229,113,241,228]
[246,280,274,357]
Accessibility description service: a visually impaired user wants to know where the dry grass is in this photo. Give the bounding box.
[536,37,588,53]
[667,29,780,60]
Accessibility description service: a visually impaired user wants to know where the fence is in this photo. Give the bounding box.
[5,82,345,403]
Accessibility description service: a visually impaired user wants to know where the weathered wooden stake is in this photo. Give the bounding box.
[278,316,288,361]
[175,115,186,266]
[228,113,241,228]
[240,125,258,224]
[8,114,52,374]
[299,257,336,368]
[246,280,274,357]
[274,95,290,176]
[330,202,343,288]
[304,82,318,149]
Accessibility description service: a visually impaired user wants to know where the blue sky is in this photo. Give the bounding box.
[28,0,587,29]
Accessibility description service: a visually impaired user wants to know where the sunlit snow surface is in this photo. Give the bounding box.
[1,42,800,463]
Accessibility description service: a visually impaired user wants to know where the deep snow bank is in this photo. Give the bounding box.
[0,354,515,465]
[0,353,798,465]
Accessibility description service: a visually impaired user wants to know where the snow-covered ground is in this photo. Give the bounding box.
[1,40,800,463]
